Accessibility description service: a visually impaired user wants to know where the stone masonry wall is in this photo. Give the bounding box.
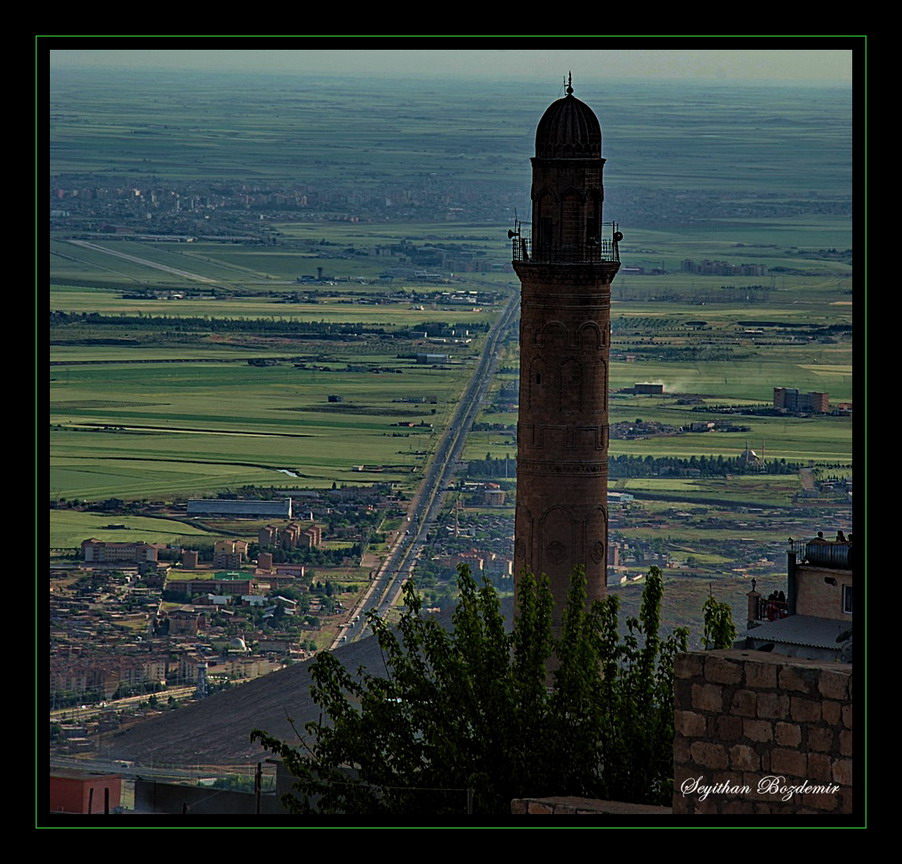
[673,649,852,815]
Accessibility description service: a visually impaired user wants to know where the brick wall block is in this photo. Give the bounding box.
[690,741,728,770]
[742,718,773,742]
[790,696,822,723]
[729,743,760,771]
[675,709,707,737]
[742,773,772,801]
[674,652,704,679]
[832,759,852,786]
[842,704,853,730]
[731,689,757,717]
[807,752,833,783]
[704,655,743,685]
[673,678,692,708]
[756,691,789,719]
[807,726,834,753]
[692,682,723,712]
[818,668,851,700]
[771,748,807,777]
[743,661,776,689]
[839,730,853,757]
[778,664,815,694]
[775,721,801,747]
[714,715,743,741]
[799,791,840,813]
[673,735,692,765]
[821,700,841,725]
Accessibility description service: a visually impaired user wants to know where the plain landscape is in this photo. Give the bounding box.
[47,60,853,786]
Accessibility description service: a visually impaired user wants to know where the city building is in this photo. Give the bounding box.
[511,78,621,621]
[259,522,322,550]
[81,538,159,564]
[187,498,292,518]
[741,534,853,661]
[50,771,122,814]
[212,539,248,569]
[774,387,829,413]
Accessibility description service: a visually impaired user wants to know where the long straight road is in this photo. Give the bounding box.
[336,291,518,644]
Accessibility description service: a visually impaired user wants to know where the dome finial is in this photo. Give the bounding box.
[566,71,573,96]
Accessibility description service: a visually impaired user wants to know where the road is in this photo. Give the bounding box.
[66,239,221,283]
[334,291,518,646]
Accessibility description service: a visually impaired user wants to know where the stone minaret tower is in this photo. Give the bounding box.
[512,78,621,622]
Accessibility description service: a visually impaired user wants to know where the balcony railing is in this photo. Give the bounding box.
[753,596,790,622]
[790,539,853,570]
[510,222,621,265]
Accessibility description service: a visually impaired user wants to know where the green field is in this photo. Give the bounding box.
[49,509,214,548]
[49,69,853,511]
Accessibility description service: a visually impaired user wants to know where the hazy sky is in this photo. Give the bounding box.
[48,44,854,84]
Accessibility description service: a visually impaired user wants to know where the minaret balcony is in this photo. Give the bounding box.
[511,223,621,265]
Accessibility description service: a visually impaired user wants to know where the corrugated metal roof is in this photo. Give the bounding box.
[740,615,852,649]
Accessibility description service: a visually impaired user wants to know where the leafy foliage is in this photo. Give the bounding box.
[251,564,688,815]
[702,594,737,650]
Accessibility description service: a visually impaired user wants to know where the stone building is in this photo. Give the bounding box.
[212,539,248,569]
[81,538,159,564]
[512,78,621,621]
[672,534,855,815]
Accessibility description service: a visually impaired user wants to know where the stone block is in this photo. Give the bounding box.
[692,682,723,712]
[690,741,728,770]
[821,700,841,725]
[742,718,773,742]
[790,696,821,723]
[729,744,759,771]
[756,691,789,719]
[704,655,743,685]
[818,668,850,700]
[807,752,833,783]
[675,709,707,737]
[774,721,801,747]
[674,652,704,679]
[799,790,840,813]
[842,704,853,730]
[743,661,776,690]
[778,664,815,694]
[839,730,853,756]
[807,726,835,753]
[832,759,853,786]
[771,748,807,777]
[714,715,743,741]
[673,678,692,711]
[673,735,692,765]
[527,801,554,814]
[731,689,757,717]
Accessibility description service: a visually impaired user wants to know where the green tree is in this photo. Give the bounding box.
[251,564,687,815]
[702,594,737,650]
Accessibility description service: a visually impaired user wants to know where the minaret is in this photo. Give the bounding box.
[512,77,621,622]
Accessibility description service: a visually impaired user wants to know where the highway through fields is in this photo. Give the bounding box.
[334,291,518,646]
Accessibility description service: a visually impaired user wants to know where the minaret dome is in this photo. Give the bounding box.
[534,83,602,159]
